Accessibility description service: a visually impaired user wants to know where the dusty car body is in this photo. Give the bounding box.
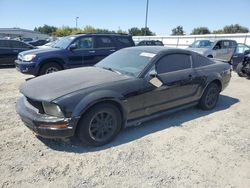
[16,46,231,146]
[187,39,237,62]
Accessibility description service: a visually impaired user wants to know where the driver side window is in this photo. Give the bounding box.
[155,54,192,74]
[72,37,93,50]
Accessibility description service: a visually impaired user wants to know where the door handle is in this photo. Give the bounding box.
[110,49,116,52]
[89,50,96,53]
[233,55,238,58]
[13,50,19,53]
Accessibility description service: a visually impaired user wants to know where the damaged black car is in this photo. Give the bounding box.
[16,46,231,146]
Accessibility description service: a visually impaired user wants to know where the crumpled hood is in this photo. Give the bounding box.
[187,47,209,55]
[19,48,62,56]
[20,67,130,101]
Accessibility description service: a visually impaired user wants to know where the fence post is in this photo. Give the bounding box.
[176,37,179,48]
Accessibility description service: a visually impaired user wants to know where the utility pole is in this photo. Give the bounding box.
[144,0,149,36]
[76,17,79,28]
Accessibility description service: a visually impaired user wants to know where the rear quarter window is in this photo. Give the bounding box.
[194,54,214,68]
[116,36,134,47]
[0,40,10,48]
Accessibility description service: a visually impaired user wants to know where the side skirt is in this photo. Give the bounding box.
[125,101,199,128]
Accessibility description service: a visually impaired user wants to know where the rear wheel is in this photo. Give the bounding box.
[236,62,245,77]
[39,62,62,76]
[76,103,122,146]
[199,82,220,110]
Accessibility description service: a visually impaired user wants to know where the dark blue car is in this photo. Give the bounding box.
[231,43,250,70]
[15,33,135,76]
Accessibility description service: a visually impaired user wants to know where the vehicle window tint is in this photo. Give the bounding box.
[236,44,250,53]
[0,40,10,48]
[116,37,133,47]
[214,41,222,49]
[9,41,29,48]
[156,54,191,74]
[73,37,93,49]
[95,36,115,48]
[194,54,214,67]
[222,41,230,48]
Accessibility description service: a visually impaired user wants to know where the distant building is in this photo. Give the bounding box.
[0,28,49,40]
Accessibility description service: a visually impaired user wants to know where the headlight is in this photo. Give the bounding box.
[23,54,36,61]
[42,102,64,117]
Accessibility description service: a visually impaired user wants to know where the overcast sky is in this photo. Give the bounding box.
[0,0,249,35]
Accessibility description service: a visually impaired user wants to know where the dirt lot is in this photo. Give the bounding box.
[0,68,249,188]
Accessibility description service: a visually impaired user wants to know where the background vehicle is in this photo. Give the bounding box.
[0,39,35,66]
[187,39,237,62]
[231,43,250,70]
[16,46,231,146]
[28,39,48,46]
[15,33,135,76]
[236,53,250,78]
[137,40,164,46]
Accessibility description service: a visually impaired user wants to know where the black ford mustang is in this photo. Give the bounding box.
[16,46,231,146]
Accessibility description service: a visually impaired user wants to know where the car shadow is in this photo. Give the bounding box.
[37,95,239,153]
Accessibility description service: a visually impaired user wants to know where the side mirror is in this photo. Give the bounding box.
[149,69,157,78]
[69,43,77,51]
[244,50,250,55]
[213,46,219,50]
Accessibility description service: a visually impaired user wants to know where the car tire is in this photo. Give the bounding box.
[39,62,62,75]
[76,103,122,146]
[199,82,220,110]
[236,62,245,77]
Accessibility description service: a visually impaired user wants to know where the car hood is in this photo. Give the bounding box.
[187,47,210,55]
[19,47,62,56]
[20,67,130,102]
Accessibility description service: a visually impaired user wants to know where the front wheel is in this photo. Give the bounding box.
[199,83,220,110]
[236,62,245,77]
[39,62,62,76]
[76,103,122,146]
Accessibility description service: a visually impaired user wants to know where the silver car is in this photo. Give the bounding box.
[188,39,237,62]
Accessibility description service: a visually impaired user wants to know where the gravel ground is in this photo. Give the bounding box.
[0,68,249,188]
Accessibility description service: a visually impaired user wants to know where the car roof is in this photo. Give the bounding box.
[125,46,191,54]
[71,33,131,37]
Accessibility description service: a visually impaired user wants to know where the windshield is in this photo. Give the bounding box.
[96,49,156,77]
[53,36,76,49]
[190,40,213,48]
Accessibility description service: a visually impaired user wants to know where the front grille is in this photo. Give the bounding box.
[26,97,44,114]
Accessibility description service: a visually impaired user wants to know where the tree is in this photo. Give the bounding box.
[34,24,57,35]
[128,27,155,36]
[171,26,185,35]
[82,25,96,33]
[222,24,249,34]
[191,27,211,35]
[54,26,73,37]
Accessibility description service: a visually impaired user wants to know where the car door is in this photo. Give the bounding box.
[93,36,117,64]
[67,36,95,67]
[231,44,250,69]
[213,41,227,60]
[0,40,12,65]
[143,53,199,116]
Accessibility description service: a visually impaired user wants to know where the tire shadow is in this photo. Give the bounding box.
[37,95,239,153]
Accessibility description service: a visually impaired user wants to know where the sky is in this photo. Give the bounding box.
[0,0,249,35]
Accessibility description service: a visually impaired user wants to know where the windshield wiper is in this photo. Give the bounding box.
[102,67,122,74]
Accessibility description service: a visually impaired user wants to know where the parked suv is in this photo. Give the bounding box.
[0,39,35,66]
[187,39,237,62]
[15,33,135,76]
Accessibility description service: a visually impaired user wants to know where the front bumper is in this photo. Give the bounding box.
[15,60,38,76]
[16,96,78,138]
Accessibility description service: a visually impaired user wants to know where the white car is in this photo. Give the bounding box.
[187,39,237,62]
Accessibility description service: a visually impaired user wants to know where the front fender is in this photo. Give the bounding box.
[71,90,127,119]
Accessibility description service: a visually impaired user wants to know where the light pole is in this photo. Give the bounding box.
[144,0,149,36]
[76,17,79,28]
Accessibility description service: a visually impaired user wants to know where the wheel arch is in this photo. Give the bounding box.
[38,58,65,71]
[72,90,127,130]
